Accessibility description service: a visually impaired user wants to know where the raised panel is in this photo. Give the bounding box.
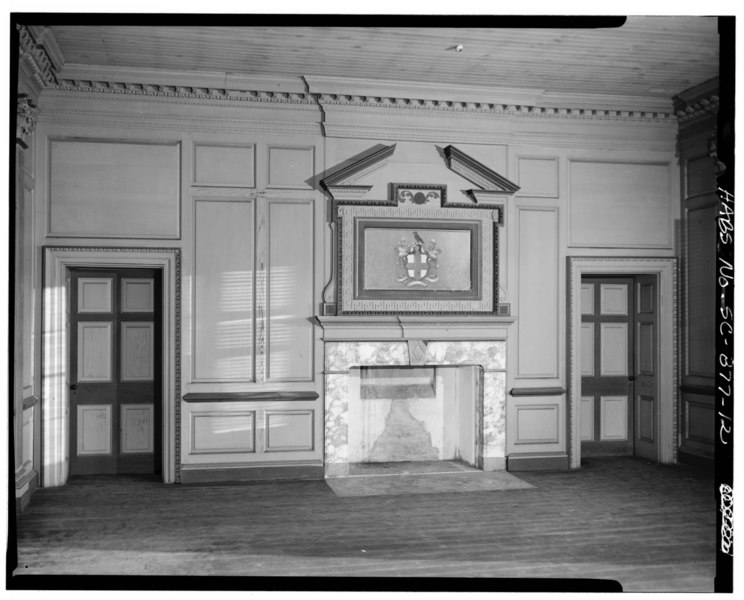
[600,284,628,315]
[600,395,628,440]
[569,161,671,247]
[191,412,255,453]
[580,323,594,376]
[78,322,112,382]
[121,322,154,381]
[22,406,34,466]
[49,140,180,238]
[580,284,594,315]
[515,405,559,444]
[78,278,112,313]
[687,399,714,443]
[194,144,255,187]
[516,157,558,197]
[580,396,594,441]
[267,200,314,381]
[638,323,654,376]
[121,404,154,454]
[77,404,112,455]
[686,155,716,197]
[638,395,655,442]
[600,323,628,376]
[194,200,254,381]
[517,208,558,377]
[267,147,314,188]
[265,410,314,451]
[638,281,654,314]
[121,279,154,313]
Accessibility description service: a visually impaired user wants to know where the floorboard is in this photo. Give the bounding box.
[9,457,716,591]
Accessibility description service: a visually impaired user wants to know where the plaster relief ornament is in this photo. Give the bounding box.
[396,232,440,287]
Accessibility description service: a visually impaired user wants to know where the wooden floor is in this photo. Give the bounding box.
[8,457,716,592]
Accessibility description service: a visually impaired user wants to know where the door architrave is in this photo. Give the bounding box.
[567,256,677,469]
[42,247,180,486]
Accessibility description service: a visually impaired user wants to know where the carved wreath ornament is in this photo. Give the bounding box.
[396,232,441,287]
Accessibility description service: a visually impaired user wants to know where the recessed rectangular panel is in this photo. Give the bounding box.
[192,412,255,453]
[515,405,559,444]
[121,279,154,312]
[600,284,628,315]
[580,284,594,315]
[580,323,594,376]
[121,404,154,453]
[687,204,716,377]
[50,140,180,238]
[78,278,112,313]
[517,157,559,197]
[268,147,314,188]
[265,410,314,451]
[638,395,655,442]
[686,155,716,197]
[638,282,654,314]
[77,404,112,455]
[580,396,594,441]
[600,395,628,441]
[569,161,671,247]
[121,322,155,381]
[687,400,714,443]
[194,200,254,381]
[194,144,255,187]
[78,322,112,382]
[600,323,628,376]
[638,323,654,376]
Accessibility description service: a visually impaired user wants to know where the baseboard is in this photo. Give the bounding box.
[15,474,38,514]
[507,452,569,471]
[677,449,714,470]
[180,464,325,484]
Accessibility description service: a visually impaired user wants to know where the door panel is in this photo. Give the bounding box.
[634,275,659,460]
[70,268,161,476]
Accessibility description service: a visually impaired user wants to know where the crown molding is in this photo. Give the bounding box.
[673,77,719,125]
[17,25,62,92]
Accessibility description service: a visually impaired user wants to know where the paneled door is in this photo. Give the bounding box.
[580,277,635,457]
[69,268,161,475]
[633,275,659,461]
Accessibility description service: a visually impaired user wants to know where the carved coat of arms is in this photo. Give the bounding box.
[396,232,440,287]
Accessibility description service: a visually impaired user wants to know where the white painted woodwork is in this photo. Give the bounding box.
[686,204,716,377]
[194,144,255,187]
[267,147,314,188]
[22,406,34,469]
[77,322,112,382]
[191,412,256,453]
[194,200,254,381]
[569,161,671,248]
[78,278,112,313]
[580,323,594,377]
[638,323,655,376]
[638,395,655,442]
[455,367,477,466]
[516,157,559,197]
[121,322,154,381]
[600,395,628,440]
[600,283,628,315]
[77,404,112,455]
[121,278,154,313]
[600,323,628,376]
[517,208,559,377]
[580,396,594,441]
[267,200,314,381]
[49,140,180,238]
[21,186,35,391]
[265,410,314,451]
[120,404,154,453]
[580,284,594,315]
[515,404,559,444]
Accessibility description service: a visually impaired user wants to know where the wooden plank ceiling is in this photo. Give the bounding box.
[49,18,720,100]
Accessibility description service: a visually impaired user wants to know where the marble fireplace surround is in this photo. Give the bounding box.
[317,316,514,477]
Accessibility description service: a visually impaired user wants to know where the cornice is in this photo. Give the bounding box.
[673,77,719,125]
[17,25,62,91]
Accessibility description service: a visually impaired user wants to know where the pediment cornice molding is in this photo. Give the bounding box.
[673,78,719,125]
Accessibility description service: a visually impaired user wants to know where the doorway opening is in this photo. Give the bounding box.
[579,275,658,461]
[69,267,163,477]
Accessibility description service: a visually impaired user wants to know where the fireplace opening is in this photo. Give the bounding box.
[347,365,483,471]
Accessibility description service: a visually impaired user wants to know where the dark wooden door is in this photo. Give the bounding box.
[69,268,161,476]
[580,277,635,457]
[633,275,659,461]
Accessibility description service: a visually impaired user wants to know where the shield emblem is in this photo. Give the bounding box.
[406,246,430,280]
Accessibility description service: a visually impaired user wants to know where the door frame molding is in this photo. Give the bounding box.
[567,256,677,468]
[42,247,180,486]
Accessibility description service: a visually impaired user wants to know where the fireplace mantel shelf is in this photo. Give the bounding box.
[316,314,515,342]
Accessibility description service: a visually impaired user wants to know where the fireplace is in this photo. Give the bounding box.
[318,316,512,477]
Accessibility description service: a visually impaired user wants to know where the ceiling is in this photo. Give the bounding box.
[46,18,720,102]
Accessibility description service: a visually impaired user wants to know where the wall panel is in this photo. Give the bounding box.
[49,140,180,238]
[193,200,255,381]
[516,157,559,197]
[517,207,559,378]
[194,144,255,187]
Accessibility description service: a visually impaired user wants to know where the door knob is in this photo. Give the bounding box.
[627,376,635,382]
[70,384,78,390]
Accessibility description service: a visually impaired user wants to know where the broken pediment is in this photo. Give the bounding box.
[320,144,396,200]
[443,145,520,203]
